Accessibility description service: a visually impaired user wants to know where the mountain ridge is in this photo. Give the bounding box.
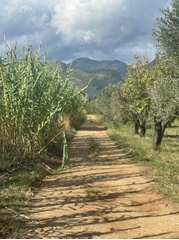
[49,57,128,99]
[69,57,127,74]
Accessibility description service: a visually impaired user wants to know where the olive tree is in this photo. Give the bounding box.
[151,0,179,147]
[152,0,179,67]
[149,76,179,147]
[123,55,152,137]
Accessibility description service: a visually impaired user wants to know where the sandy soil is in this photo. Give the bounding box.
[19,115,179,239]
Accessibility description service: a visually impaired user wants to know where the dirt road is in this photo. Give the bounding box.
[20,115,179,238]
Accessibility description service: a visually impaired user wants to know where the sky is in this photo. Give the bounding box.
[0,0,171,64]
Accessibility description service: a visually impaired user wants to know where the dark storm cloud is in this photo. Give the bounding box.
[0,0,171,63]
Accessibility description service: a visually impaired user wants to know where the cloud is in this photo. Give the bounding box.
[52,0,127,46]
[0,0,56,57]
[51,0,171,62]
[0,0,171,63]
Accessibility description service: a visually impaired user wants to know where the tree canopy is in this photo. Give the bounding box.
[152,0,179,68]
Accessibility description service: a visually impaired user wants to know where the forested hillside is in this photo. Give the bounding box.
[49,58,127,99]
[71,57,127,74]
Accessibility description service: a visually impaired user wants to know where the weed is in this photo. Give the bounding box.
[86,188,102,197]
[88,138,99,152]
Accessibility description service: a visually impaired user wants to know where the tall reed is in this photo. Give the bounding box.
[0,41,85,164]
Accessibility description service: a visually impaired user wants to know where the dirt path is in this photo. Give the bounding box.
[20,115,179,239]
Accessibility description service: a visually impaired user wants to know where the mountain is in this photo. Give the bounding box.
[48,58,127,99]
[47,60,68,72]
[90,68,124,90]
[70,57,127,74]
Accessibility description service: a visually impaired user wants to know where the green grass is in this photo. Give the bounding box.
[100,116,179,202]
[86,188,102,196]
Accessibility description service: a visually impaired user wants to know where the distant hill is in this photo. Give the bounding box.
[47,58,128,99]
[47,60,68,72]
[70,57,127,74]
[90,68,124,91]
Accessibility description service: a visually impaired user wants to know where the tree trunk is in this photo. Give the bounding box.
[153,115,175,148]
[134,119,140,135]
[153,121,164,148]
[139,121,146,137]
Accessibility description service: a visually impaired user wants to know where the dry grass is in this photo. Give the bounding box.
[0,155,63,238]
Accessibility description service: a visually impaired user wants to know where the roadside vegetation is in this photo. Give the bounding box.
[0,39,86,238]
[87,0,179,201]
[98,116,179,201]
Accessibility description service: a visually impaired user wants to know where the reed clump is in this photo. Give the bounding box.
[0,40,85,167]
